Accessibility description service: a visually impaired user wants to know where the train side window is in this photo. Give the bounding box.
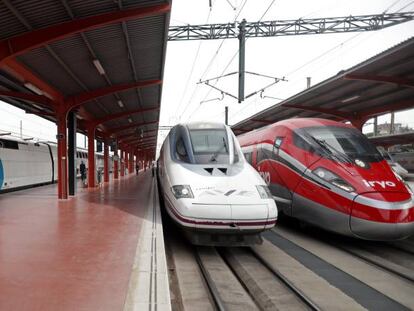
[0,139,18,149]
[274,137,284,148]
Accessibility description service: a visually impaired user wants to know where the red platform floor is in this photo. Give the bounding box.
[0,171,155,310]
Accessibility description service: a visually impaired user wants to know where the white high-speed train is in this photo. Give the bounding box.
[157,122,278,246]
[0,136,111,193]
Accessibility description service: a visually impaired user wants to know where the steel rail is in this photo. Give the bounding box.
[194,247,227,311]
[250,247,321,311]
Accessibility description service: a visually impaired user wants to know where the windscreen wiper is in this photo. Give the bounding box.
[210,137,228,162]
[313,138,353,163]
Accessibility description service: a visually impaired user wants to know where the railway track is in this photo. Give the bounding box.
[167,236,317,311]
[269,224,414,310]
[336,242,414,283]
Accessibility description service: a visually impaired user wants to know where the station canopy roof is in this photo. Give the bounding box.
[0,0,171,155]
[370,132,414,147]
[232,36,414,136]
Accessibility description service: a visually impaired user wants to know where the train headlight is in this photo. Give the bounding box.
[171,185,194,199]
[256,185,273,199]
[313,167,355,193]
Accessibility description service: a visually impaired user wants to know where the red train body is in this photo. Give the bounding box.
[238,118,414,240]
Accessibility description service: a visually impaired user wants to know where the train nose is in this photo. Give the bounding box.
[350,192,414,240]
[350,217,414,240]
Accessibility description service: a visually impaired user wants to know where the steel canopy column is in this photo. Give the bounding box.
[125,152,129,174]
[120,149,125,177]
[114,147,119,180]
[87,126,96,188]
[56,116,68,199]
[351,118,367,132]
[104,140,109,183]
[68,111,77,196]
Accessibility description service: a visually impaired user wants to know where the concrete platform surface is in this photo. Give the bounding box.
[0,171,160,311]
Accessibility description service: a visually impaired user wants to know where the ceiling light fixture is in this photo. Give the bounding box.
[128,118,133,123]
[117,100,124,108]
[341,95,360,103]
[24,82,43,95]
[92,59,106,75]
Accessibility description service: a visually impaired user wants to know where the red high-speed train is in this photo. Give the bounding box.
[238,118,414,240]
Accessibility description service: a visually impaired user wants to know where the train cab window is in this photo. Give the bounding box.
[189,129,230,164]
[176,138,190,163]
[293,132,314,153]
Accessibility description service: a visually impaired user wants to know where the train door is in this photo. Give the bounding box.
[267,127,294,215]
[271,136,294,214]
[252,145,258,168]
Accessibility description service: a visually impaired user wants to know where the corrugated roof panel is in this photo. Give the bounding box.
[11,0,69,30]
[139,85,161,105]
[17,47,83,96]
[122,0,167,9]
[48,34,108,91]
[0,1,28,40]
[84,24,133,85]
[83,100,108,120]
[127,16,165,80]
[67,0,119,18]
[119,89,141,110]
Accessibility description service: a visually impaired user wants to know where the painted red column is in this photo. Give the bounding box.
[114,148,119,179]
[351,118,367,132]
[103,140,109,183]
[57,116,68,199]
[129,151,134,173]
[120,149,125,177]
[87,126,96,188]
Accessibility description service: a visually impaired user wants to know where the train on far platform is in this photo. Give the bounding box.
[238,118,414,241]
[157,122,277,246]
[0,136,110,193]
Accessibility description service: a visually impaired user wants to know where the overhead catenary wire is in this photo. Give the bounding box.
[186,0,277,122]
[175,9,212,118]
[179,0,249,120]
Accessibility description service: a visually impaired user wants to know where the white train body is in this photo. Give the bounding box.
[158,122,277,245]
[0,137,113,193]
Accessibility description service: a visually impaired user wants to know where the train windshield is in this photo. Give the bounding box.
[297,126,383,163]
[189,129,230,164]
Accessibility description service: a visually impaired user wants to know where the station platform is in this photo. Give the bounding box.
[0,171,170,311]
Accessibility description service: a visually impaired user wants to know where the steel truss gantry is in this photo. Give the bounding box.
[168,12,414,41]
[168,12,414,106]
